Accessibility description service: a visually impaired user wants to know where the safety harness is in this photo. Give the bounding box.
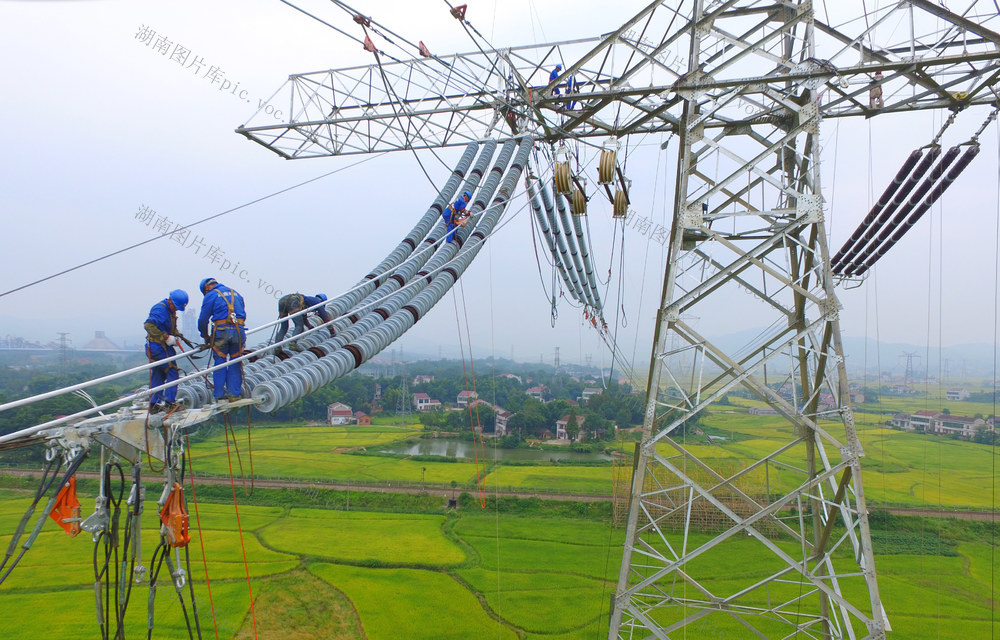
[145,300,179,371]
[210,288,246,358]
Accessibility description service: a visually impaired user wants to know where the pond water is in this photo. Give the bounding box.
[379,437,612,462]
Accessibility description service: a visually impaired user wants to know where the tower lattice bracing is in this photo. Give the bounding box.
[609,2,891,637]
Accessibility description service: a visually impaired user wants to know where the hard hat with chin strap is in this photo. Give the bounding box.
[200,278,217,294]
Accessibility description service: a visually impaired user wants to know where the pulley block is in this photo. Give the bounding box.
[571,189,587,215]
[599,149,617,184]
[554,161,573,195]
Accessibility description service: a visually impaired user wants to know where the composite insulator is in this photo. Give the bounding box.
[554,162,573,195]
[571,189,587,215]
[613,189,628,218]
[598,149,616,184]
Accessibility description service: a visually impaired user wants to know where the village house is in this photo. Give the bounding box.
[354,411,371,425]
[946,388,970,401]
[494,407,513,437]
[581,387,602,404]
[932,414,984,438]
[457,390,478,408]
[412,393,441,411]
[906,409,938,432]
[555,414,587,440]
[413,374,434,385]
[891,410,991,439]
[327,402,353,425]
[527,385,548,402]
[748,406,779,416]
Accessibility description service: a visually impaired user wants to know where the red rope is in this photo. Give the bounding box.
[186,437,219,640]
[223,415,258,640]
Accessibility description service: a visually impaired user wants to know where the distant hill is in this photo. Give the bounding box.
[706,328,995,378]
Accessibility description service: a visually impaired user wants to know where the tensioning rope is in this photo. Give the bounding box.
[186,437,220,640]
[223,413,258,640]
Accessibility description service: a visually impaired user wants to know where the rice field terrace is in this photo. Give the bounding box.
[0,483,996,639]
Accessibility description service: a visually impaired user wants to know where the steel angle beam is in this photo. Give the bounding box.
[609,2,893,638]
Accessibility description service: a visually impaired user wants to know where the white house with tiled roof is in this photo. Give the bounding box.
[327,402,353,425]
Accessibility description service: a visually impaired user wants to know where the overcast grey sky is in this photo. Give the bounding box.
[1,0,998,374]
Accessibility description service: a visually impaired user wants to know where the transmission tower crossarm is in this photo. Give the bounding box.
[239,0,1000,159]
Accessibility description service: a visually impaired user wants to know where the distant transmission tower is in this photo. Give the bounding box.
[395,363,409,426]
[372,382,382,414]
[900,352,921,388]
[56,332,71,364]
[554,347,560,370]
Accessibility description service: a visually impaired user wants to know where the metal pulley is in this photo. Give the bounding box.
[599,148,616,184]
[571,188,587,215]
[554,161,573,195]
[613,189,628,218]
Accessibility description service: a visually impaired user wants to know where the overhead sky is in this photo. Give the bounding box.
[1,0,998,376]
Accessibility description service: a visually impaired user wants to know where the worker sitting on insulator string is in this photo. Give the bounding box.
[144,289,191,413]
[442,191,472,243]
[549,64,563,94]
[275,292,333,351]
[198,277,246,403]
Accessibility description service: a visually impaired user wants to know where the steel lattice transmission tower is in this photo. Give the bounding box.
[239,1,1000,637]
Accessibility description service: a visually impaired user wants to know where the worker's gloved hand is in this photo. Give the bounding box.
[198,343,211,351]
[165,336,178,347]
[328,327,336,337]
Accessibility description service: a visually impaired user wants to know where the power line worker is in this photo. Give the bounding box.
[197,278,247,402]
[275,293,333,350]
[442,191,472,243]
[549,64,563,94]
[566,75,578,110]
[144,289,191,413]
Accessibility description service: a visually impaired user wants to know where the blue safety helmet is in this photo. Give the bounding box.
[199,278,217,294]
[169,289,189,311]
[463,191,471,200]
[555,64,562,71]
[316,293,328,301]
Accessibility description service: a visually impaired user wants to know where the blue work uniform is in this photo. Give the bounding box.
[144,298,180,405]
[275,293,332,342]
[550,67,562,95]
[442,197,468,243]
[198,283,247,400]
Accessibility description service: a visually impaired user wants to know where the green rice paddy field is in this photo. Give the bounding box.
[2,406,998,638]
[190,415,1000,510]
[0,486,996,639]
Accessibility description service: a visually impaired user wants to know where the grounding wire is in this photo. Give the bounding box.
[0,153,387,300]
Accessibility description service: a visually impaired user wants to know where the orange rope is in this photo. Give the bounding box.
[185,437,219,640]
[223,414,258,640]
[225,419,255,497]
